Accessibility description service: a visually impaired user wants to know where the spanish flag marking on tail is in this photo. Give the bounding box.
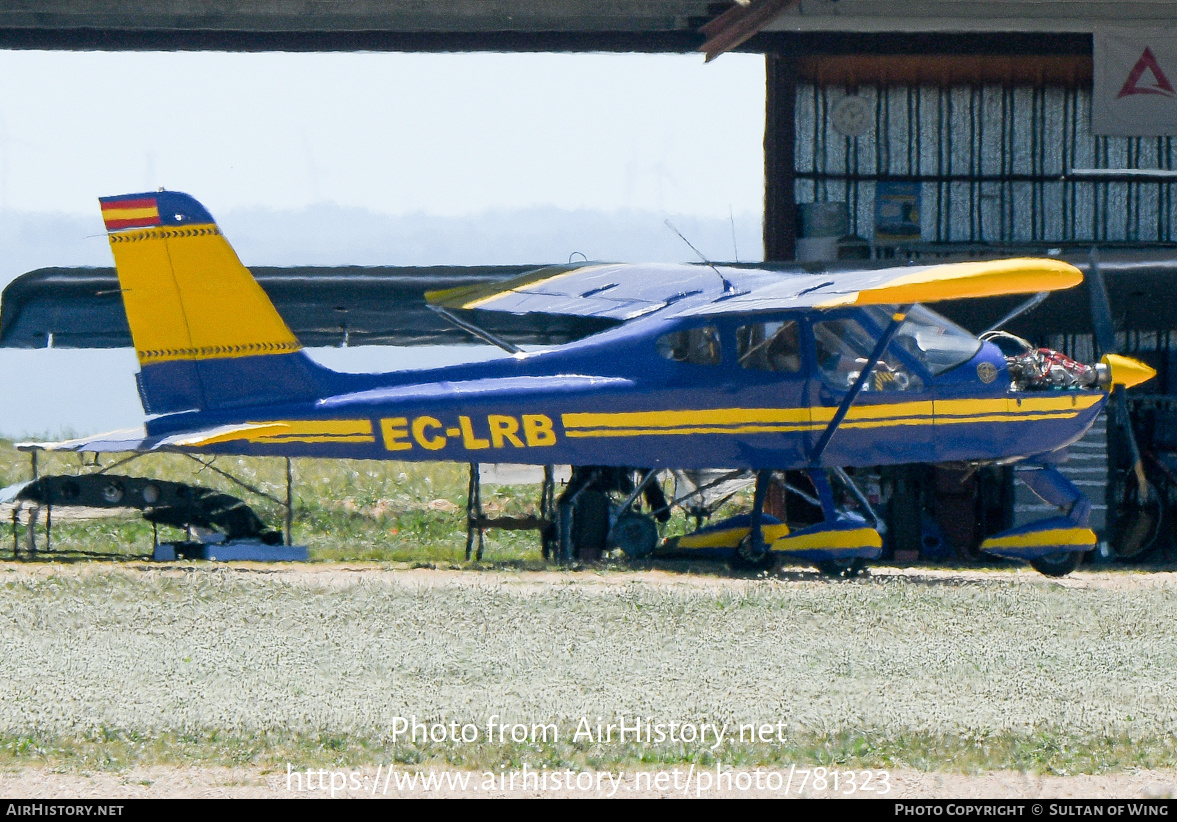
[101,197,161,231]
[99,191,215,233]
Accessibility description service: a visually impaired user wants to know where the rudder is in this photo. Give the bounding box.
[100,190,321,414]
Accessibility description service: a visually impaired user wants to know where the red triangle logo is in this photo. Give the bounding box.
[1117,47,1177,98]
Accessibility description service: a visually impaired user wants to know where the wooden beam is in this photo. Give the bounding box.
[700,0,799,62]
[796,53,1093,89]
[764,52,796,262]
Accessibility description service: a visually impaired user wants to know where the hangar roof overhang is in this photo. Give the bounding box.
[0,1,721,52]
[767,0,1177,34]
[2,1,1175,54]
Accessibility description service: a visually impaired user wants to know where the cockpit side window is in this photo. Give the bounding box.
[812,317,923,392]
[737,320,801,373]
[656,325,721,365]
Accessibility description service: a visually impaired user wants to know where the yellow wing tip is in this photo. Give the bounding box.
[827,257,1084,307]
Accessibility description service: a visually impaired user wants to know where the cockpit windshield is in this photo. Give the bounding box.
[864,305,982,375]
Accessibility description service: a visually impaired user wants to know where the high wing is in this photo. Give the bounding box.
[426,258,1083,320]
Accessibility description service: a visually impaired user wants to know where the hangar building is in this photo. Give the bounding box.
[4,1,1177,559]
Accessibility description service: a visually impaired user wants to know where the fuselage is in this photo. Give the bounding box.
[143,303,1108,472]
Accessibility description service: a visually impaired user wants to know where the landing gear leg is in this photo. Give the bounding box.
[555,467,608,564]
[733,470,776,570]
[805,469,868,578]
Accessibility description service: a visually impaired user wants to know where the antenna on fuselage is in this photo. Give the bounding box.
[729,206,739,263]
[664,219,737,294]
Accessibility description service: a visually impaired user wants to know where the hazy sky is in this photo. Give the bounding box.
[0,49,767,438]
[0,50,764,218]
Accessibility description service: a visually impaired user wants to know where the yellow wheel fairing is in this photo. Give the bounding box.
[980,527,1097,551]
[770,527,883,553]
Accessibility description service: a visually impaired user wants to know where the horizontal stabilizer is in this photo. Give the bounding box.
[15,422,317,455]
[18,428,152,454]
[17,419,384,456]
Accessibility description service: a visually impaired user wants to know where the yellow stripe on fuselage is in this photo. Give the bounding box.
[246,420,375,444]
[937,395,1102,416]
[566,424,811,439]
[560,394,1101,439]
[563,407,812,429]
[175,419,375,448]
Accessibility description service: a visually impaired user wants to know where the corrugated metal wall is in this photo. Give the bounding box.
[795,83,1177,246]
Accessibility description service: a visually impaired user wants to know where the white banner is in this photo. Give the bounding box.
[1094,29,1177,136]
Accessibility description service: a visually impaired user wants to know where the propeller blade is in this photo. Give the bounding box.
[1088,248,1117,357]
[1089,248,1150,504]
[1115,389,1151,504]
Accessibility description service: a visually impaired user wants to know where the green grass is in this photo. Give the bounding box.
[1,727,1173,775]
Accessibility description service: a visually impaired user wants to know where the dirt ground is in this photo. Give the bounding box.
[2,765,1175,799]
[4,558,1176,592]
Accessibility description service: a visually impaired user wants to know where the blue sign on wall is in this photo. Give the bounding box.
[875,181,922,243]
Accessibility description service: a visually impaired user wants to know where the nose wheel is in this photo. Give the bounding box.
[733,533,778,570]
[1028,551,1082,577]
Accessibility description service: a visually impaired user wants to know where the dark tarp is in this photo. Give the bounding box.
[0,265,614,349]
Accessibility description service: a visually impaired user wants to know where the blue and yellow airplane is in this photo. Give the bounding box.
[34,191,1157,575]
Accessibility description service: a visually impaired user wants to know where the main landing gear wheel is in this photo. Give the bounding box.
[1029,551,1082,577]
[733,534,778,571]
[817,558,866,579]
[609,511,659,559]
[1112,478,1162,562]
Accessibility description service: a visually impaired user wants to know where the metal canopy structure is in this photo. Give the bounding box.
[0,265,627,350]
[766,1,1177,33]
[0,1,720,51]
[2,1,1173,52]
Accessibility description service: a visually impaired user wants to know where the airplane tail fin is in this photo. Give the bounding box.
[100,191,321,415]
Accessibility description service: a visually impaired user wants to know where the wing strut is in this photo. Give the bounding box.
[427,305,522,354]
[809,304,913,467]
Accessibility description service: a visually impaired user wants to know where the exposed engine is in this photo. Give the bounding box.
[981,331,1109,391]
